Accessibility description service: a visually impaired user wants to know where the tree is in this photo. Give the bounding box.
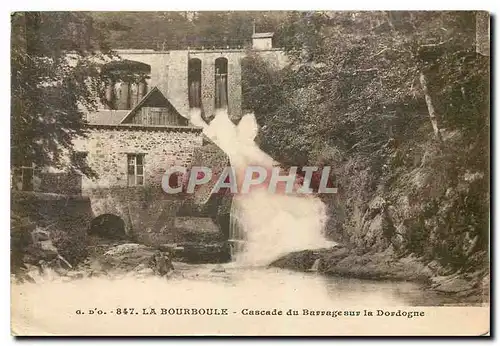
[11,12,113,176]
[89,11,292,50]
[243,11,487,163]
[241,11,489,268]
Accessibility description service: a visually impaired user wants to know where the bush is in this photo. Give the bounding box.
[10,214,36,273]
[50,216,90,266]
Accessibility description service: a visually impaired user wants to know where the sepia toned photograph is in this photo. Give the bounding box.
[10,10,490,336]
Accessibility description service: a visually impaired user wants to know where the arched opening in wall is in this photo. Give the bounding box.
[88,214,127,239]
[214,57,228,110]
[102,60,151,110]
[188,58,202,108]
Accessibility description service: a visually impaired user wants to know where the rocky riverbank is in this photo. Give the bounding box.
[269,245,489,305]
[12,240,234,285]
[12,231,489,307]
[10,209,232,285]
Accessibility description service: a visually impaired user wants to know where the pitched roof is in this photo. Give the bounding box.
[85,86,188,127]
[119,86,186,124]
[86,110,130,125]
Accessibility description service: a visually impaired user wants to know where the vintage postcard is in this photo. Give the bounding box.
[10,11,490,336]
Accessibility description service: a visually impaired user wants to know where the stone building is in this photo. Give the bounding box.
[11,32,287,250]
[75,87,202,192]
[13,31,286,195]
[103,32,285,121]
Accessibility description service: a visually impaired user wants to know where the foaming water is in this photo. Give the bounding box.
[11,264,460,333]
[231,192,335,265]
[10,110,485,335]
[191,109,335,265]
[10,264,477,335]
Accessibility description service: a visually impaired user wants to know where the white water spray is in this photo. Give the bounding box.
[189,109,336,266]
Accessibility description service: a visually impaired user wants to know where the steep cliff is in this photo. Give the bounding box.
[272,123,489,303]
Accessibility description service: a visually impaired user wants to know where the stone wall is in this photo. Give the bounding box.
[167,51,190,116]
[83,186,181,236]
[81,186,228,249]
[114,49,288,119]
[38,172,82,195]
[73,125,203,191]
[117,50,170,97]
[189,50,245,119]
[200,53,216,119]
[12,191,94,226]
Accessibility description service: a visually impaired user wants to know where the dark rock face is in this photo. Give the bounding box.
[268,245,488,304]
[321,129,487,267]
[11,192,93,270]
[269,249,322,272]
[174,242,231,264]
[187,142,231,206]
[97,241,231,271]
[98,243,157,271]
[300,129,489,305]
[271,246,426,282]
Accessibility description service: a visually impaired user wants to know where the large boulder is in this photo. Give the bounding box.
[97,243,159,272]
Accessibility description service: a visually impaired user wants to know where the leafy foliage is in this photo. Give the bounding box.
[243,11,488,165]
[241,11,489,269]
[11,12,114,176]
[90,11,292,50]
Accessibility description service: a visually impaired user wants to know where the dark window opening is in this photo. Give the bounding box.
[188,58,202,108]
[12,164,34,192]
[89,214,127,239]
[215,57,228,109]
[21,167,34,191]
[102,60,151,110]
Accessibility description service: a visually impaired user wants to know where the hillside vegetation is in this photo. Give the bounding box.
[242,12,489,296]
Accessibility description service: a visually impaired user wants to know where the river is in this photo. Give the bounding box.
[11,109,482,335]
[11,259,484,336]
[12,261,463,316]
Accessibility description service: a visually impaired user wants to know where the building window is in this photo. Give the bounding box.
[214,57,228,109]
[12,165,34,191]
[73,151,88,162]
[188,58,202,108]
[102,60,151,110]
[107,79,148,110]
[127,154,145,186]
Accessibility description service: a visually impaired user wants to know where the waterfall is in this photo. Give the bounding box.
[215,73,228,109]
[193,109,336,267]
[309,258,321,272]
[228,198,246,260]
[230,190,335,266]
